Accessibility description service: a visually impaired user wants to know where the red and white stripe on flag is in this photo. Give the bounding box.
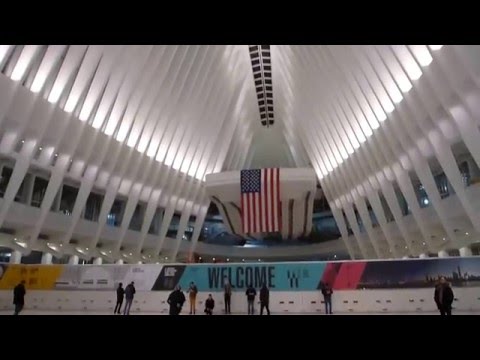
[240,168,281,234]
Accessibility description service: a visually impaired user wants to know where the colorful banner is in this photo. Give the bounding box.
[0,264,63,290]
[53,264,162,291]
[0,264,163,291]
[0,257,479,292]
[355,258,480,289]
[176,263,327,291]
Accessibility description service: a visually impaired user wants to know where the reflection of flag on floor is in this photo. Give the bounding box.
[240,168,281,233]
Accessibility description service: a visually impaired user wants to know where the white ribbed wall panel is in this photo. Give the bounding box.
[271,45,480,259]
[0,45,259,263]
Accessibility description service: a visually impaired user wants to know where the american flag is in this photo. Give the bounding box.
[240,168,281,234]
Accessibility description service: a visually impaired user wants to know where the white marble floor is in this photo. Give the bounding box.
[1,309,479,315]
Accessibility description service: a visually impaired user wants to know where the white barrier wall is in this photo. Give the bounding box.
[1,288,479,314]
[1,257,479,314]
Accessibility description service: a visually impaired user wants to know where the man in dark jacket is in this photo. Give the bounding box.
[321,283,333,314]
[245,284,257,315]
[224,276,232,314]
[434,276,454,315]
[114,283,124,314]
[204,294,215,315]
[167,285,186,315]
[259,283,270,315]
[13,280,26,315]
[123,281,136,315]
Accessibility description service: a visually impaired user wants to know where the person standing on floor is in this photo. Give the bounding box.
[245,284,257,315]
[434,276,454,316]
[188,281,198,315]
[167,285,186,315]
[13,280,26,315]
[259,283,270,315]
[123,281,136,315]
[204,294,215,315]
[224,276,232,314]
[322,283,333,314]
[114,283,125,314]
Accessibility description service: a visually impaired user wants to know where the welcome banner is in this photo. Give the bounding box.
[0,257,479,292]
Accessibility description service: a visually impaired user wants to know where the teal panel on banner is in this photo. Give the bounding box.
[178,263,327,291]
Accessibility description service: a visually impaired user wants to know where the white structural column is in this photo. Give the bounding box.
[281,69,356,255]
[41,252,52,264]
[10,250,22,264]
[65,46,154,249]
[318,46,402,256]
[87,47,172,251]
[153,47,243,257]
[90,46,198,253]
[171,69,251,260]
[409,62,480,234]
[68,255,79,265]
[93,257,103,265]
[103,48,177,255]
[311,47,389,256]
[0,75,67,231]
[300,116,358,258]
[438,250,449,258]
[188,195,210,256]
[419,253,428,259]
[276,48,377,258]
[115,259,124,265]
[111,47,190,253]
[338,46,419,254]
[459,246,473,257]
[391,163,435,250]
[343,202,374,258]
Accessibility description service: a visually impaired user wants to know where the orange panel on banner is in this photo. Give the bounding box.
[0,264,64,290]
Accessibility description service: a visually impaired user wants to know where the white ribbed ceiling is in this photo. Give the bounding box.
[0,45,451,211]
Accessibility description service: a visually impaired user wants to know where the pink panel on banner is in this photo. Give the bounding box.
[333,262,367,289]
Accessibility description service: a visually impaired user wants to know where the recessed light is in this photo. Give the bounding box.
[129,253,132,256]
[443,238,446,241]
[21,140,24,144]
[39,147,42,150]
[422,242,426,245]
[54,153,58,157]
[165,256,168,260]
[466,232,469,236]
[109,251,112,254]
[85,247,89,251]
[212,257,216,261]
[226,258,230,261]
